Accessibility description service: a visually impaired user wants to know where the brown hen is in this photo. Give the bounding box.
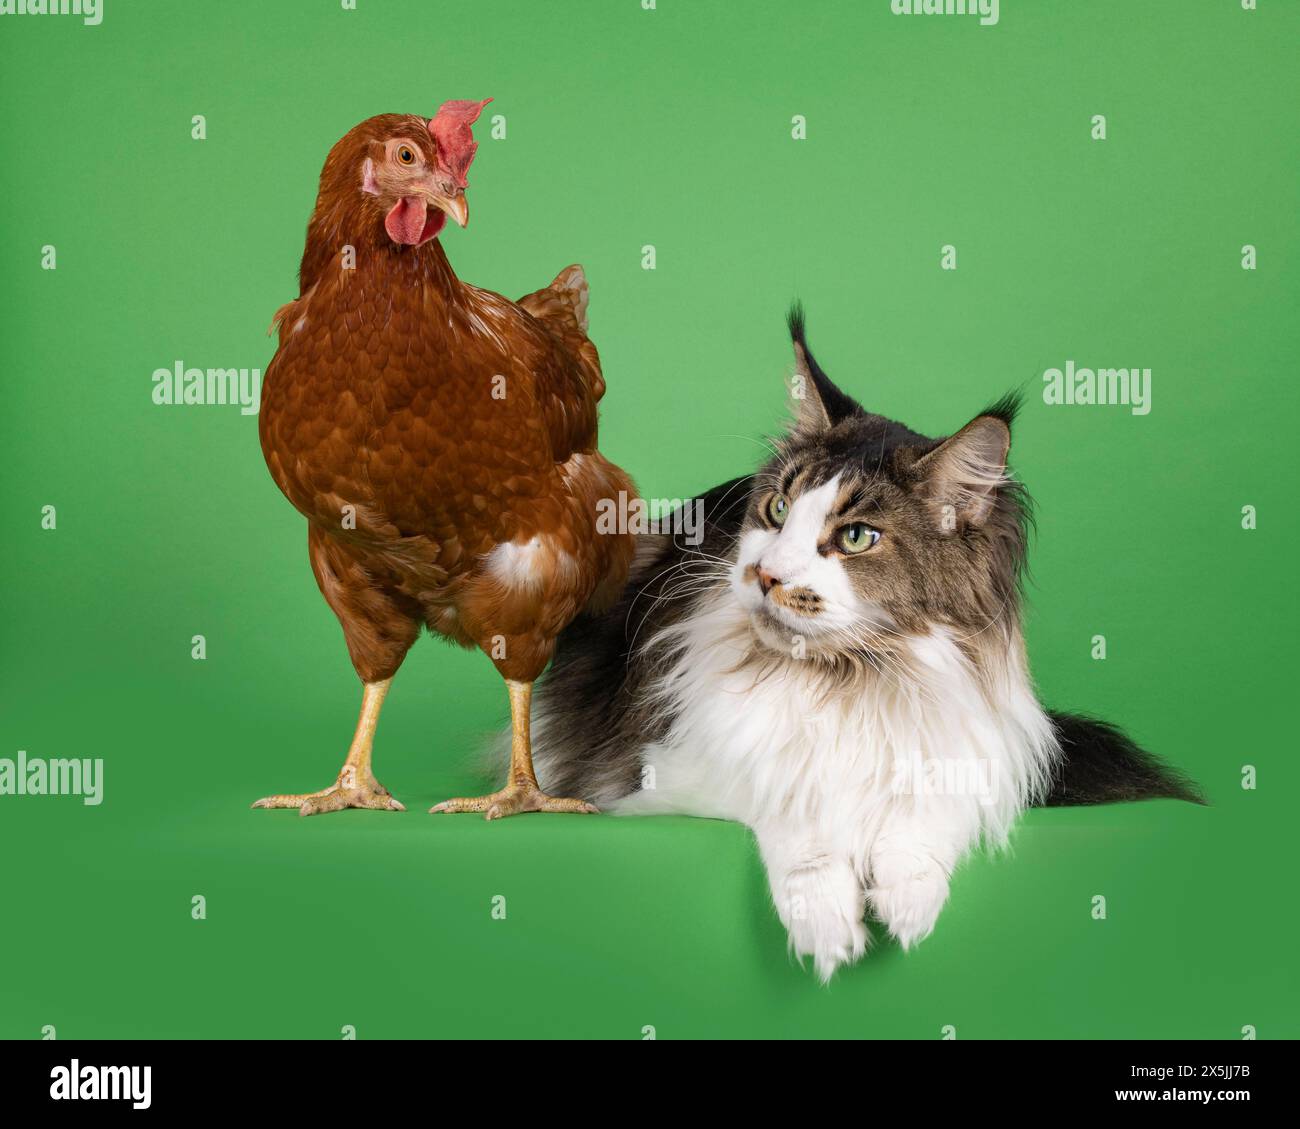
[254,101,635,819]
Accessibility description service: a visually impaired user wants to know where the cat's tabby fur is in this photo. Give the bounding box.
[527,308,1201,979]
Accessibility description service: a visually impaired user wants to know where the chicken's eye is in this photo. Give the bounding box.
[767,494,790,526]
[396,145,417,166]
[838,523,881,554]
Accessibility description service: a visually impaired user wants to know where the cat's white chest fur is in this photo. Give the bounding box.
[614,589,1048,833]
[613,601,899,841]
[611,587,1056,979]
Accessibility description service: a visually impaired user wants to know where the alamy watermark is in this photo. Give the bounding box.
[891,0,999,28]
[152,361,261,415]
[0,0,101,25]
[1042,361,1151,416]
[0,751,103,805]
[596,492,706,547]
[890,753,998,805]
[50,1060,150,1110]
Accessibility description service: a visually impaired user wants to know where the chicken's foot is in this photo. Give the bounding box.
[429,679,598,820]
[252,679,404,816]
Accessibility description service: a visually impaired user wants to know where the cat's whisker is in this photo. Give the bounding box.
[704,433,783,461]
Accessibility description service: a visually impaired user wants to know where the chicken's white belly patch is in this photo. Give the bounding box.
[485,535,576,591]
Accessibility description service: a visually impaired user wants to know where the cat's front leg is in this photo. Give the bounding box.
[754,823,868,982]
[867,809,974,951]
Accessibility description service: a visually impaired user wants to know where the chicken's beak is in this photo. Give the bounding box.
[432,192,469,229]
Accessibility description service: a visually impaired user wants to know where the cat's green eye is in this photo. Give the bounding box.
[838,523,880,554]
[767,493,790,526]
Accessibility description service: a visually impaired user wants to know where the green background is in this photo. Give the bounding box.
[2,0,1295,1039]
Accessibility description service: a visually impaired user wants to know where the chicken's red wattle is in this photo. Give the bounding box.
[384,196,445,246]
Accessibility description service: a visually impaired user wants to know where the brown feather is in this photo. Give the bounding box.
[260,117,636,685]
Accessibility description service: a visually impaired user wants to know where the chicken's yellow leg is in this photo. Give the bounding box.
[253,679,404,816]
[429,679,598,820]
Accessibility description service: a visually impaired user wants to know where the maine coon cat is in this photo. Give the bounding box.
[527,308,1200,980]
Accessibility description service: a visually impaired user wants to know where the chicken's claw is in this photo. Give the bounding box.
[252,771,405,816]
[430,784,598,820]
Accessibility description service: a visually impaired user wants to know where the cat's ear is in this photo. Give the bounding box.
[787,304,861,436]
[913,406,1014,529]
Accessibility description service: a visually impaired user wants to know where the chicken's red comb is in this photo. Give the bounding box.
[429,98,493,189]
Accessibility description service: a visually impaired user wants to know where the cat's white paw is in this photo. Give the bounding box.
[778,853,869,982]
[868,851,950,951]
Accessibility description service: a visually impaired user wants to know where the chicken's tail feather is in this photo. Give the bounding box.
[518,264,589,334]
[267,299,296,337]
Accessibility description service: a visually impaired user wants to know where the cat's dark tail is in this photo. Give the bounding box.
[1040,713,1205,806]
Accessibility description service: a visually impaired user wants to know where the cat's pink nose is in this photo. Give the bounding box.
[755,565,783,595]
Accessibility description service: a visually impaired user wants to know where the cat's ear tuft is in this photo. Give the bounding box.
[787,303,862,435]
[914,414,1011,529]
[979,389,1022,428]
